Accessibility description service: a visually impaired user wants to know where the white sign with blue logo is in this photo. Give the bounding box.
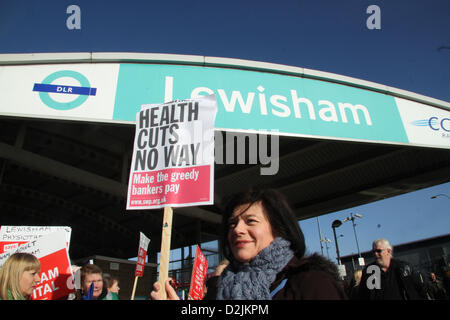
[0,64,119,121]
[32,70,97,110]
[396,98,450,147]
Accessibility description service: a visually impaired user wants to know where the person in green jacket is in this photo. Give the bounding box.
[103,273,120,300]
[0,252,41,300]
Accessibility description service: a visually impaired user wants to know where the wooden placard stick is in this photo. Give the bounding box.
[130,276,139,300]
[157,206,173,299]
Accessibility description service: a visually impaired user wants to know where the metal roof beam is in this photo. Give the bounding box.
[0,141,222,224]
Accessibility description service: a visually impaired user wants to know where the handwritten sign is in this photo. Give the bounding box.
[0,226,72,254]
[188,246,208,300]
[126,94,217,210]
[0,231,75,300]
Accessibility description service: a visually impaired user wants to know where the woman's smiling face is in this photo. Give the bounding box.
[227,201,275,263]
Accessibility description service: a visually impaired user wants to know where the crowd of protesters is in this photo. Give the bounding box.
[0,188,448,300]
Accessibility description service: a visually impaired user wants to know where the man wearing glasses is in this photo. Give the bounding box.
[357,238,429,300]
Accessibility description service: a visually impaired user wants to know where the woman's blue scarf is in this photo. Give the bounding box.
[217,237,294,300]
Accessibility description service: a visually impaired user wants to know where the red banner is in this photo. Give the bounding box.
[31,248,73,300]
[135,232,150,277]
[188,246,208,300]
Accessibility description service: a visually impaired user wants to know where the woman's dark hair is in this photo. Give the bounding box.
[221,188,306,262]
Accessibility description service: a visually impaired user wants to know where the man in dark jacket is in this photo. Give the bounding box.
[426,272,447,300]
[358,238,428,300]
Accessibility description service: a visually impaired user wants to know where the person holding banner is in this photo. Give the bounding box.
[0,252,41,300]
[151,188,347,300]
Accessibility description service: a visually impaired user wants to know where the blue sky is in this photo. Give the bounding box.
[1,0,449,101]
[1,1,449,265]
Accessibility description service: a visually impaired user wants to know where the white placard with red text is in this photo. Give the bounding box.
[0,226,72,254]
[0,231,75,300]
[188,246,208,300]
[135,232,151,277]
[126,94,218,210]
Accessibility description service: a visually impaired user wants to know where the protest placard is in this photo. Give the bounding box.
[126,94,217,299]
[126,94,217,210]
[0,230,75,300]
[135,232,151,277]
[131,232,151,300]
[188,246,208,300]
[0,225,72,254]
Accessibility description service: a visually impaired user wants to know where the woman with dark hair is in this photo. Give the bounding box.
[216,188,346,300]
[151,188,347,300]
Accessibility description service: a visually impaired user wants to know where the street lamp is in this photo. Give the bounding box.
[322,238,332,259]
[331,219,343,265]
[316,217,325,256]
[343,213,363,258]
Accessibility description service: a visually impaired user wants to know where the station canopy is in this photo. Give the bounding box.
[0,53,449,260]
